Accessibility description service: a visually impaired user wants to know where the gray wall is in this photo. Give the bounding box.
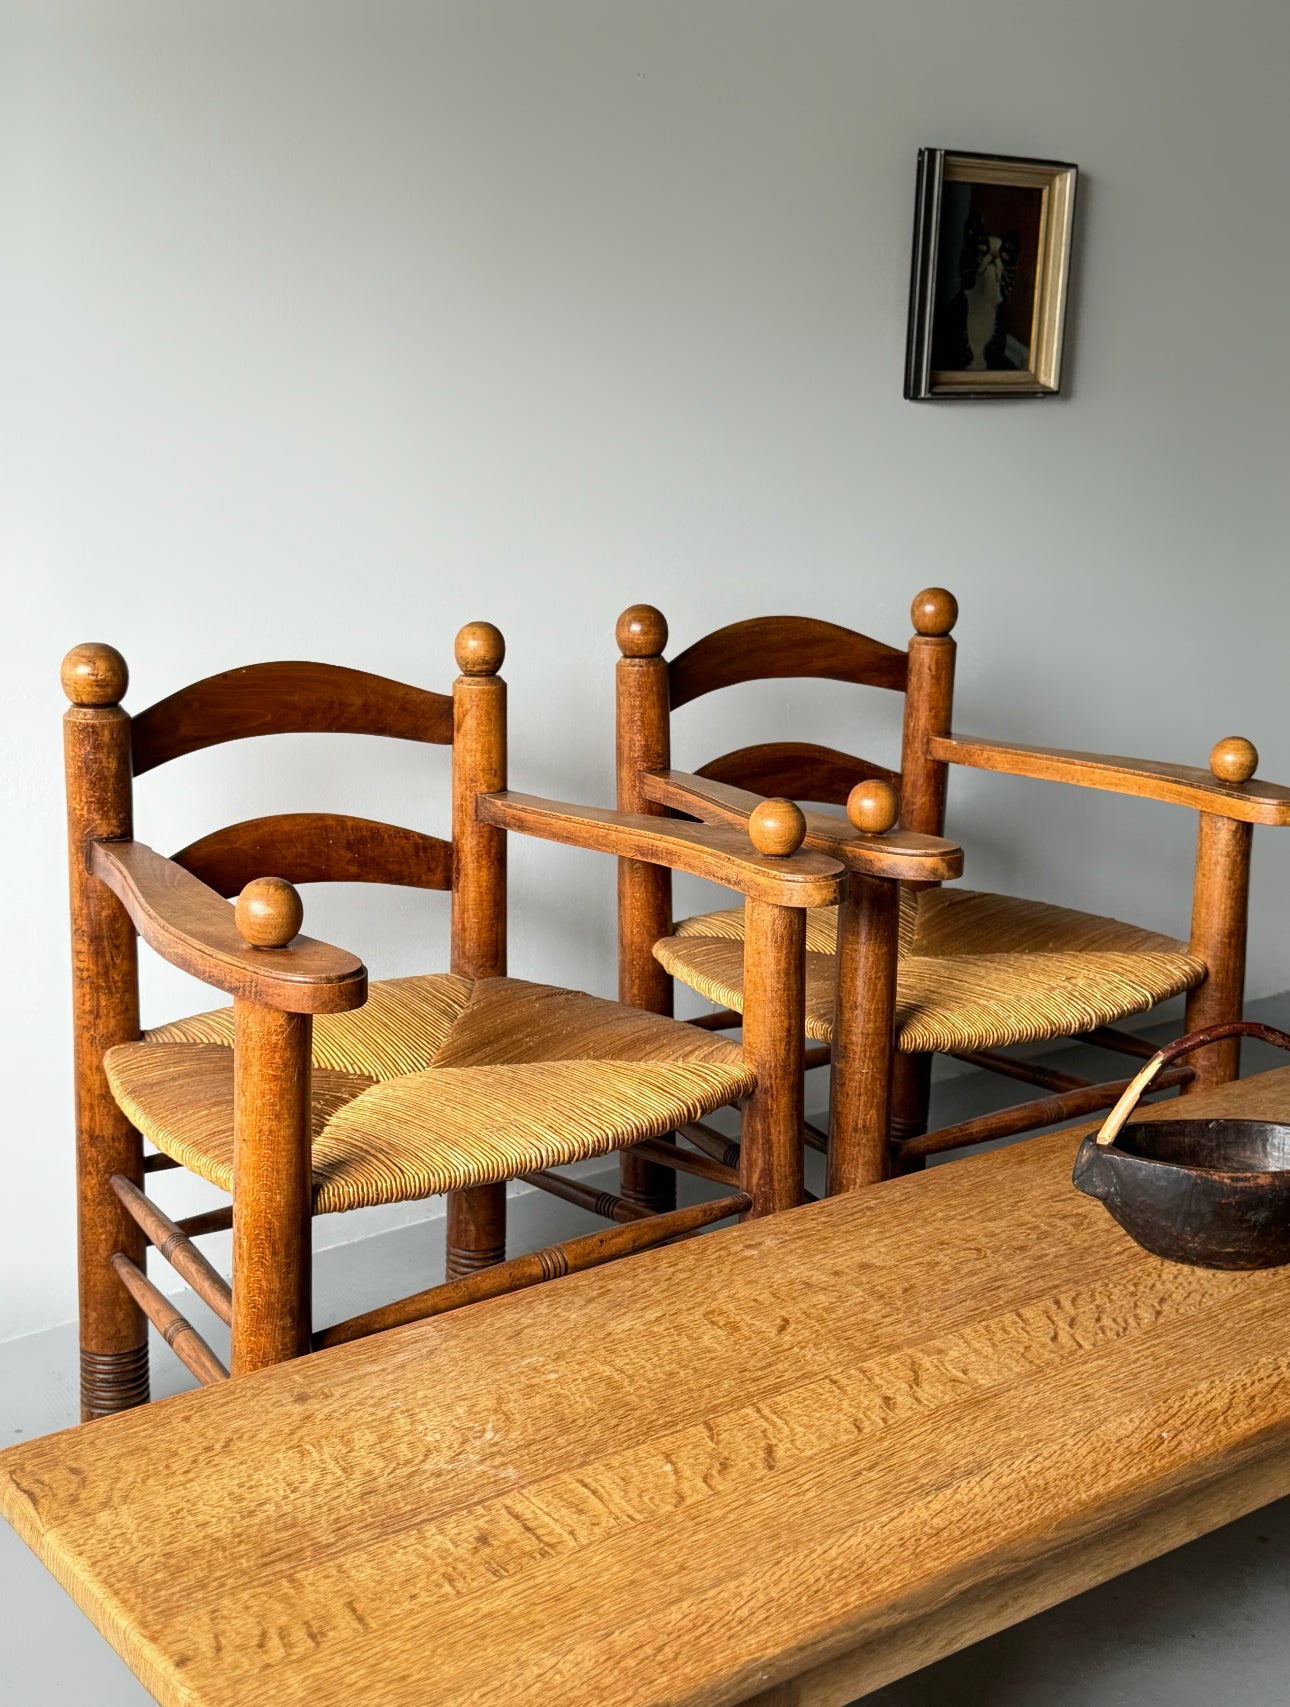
[2,0,1287,1338]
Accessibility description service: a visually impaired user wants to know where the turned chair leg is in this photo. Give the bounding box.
[446,1185,507,1279]
[230,998,313,1376]
[1183,808,1254,1093]
[889,1053,932,1174]
[827,870,898,1193]
[740,897,806,1217]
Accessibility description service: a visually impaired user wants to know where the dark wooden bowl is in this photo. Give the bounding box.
[1072,1117,1290,1270]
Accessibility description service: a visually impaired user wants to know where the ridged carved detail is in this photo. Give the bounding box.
[444,1242,507,1281]
[536,1246,570,1282]
[80,1343,150,1419]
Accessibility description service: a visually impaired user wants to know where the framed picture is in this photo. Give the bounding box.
[904,149,1078,401]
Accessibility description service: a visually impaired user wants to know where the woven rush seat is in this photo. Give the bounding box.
[104,976,756,1215]
[656,888,1206,1055]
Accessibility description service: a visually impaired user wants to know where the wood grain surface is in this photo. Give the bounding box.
[694,742,899,808]
[6,1070,1290,1707]
[642,770,962,883]
[477,790,845,906]
[131,660,453,774]
[173,813,453,897]
[91,841,367,1014]
[668,616,909,708]
[931,734,1290,824]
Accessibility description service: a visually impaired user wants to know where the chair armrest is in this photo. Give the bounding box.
[91,841,368,1014]
[930,735,1290,826]
[475,792,845,907]
[641,770,964,882]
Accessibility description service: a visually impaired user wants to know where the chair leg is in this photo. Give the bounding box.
[889,1052,932,1174]
[827,872,898,1193]
[618,1146,678,1216]
[1183,813,1253,1093]
[740,900,806,1217]
[230,1002,313,1376]
[445,1185,507,1279]
[76,1056,149,1418]
[77,1147,147,1427]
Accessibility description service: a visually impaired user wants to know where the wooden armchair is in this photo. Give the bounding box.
[612,594,1290,1200]
[63,629,841,1418]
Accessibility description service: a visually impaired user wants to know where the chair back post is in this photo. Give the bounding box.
[447,623,509,1277]
[1182,738,1259,1092]
[891,590,958,1161]
[229,884,313,1373]
[615,605,674,1014]
[61,644,149,1419]
[450,622,508,980]
[899,588,958,837]
[739,802,811,1217]
[827,783,903,1193]
[615,607,680,1218]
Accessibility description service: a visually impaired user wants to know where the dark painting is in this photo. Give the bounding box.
[930,182,1044,373]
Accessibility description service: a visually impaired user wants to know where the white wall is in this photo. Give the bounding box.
[2,0,1288,1339]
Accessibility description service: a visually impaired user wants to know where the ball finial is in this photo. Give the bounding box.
[61,643,128,707]
[910,588,958,637]
[748,798,807,858]
[616,605,668,659]
[235,877,304,949]
[1210,736,1258,784]
[847,779,900,835]
[454,621,505,676]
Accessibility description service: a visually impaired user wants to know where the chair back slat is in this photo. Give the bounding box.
[172,813,453,898]
[132,662,453,775]
[668,617,908,710]
[696,742,899,808]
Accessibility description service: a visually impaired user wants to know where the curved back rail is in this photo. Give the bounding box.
[131,661,453,775]
[695,741,900,808]
[173,813,453,897]
[667,617,909,710]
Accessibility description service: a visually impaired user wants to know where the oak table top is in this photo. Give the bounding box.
[5,1070,1290,1707]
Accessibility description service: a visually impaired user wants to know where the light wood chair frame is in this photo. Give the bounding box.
[63,631,841,1418]
[612,595,1290,1199]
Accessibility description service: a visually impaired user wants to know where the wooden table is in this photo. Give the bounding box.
[5,1069,1290,1707]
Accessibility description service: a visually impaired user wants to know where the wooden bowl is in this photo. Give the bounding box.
[1072,1117,1290,1270]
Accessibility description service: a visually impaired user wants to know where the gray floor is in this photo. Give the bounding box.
[2,1012,1289,1704]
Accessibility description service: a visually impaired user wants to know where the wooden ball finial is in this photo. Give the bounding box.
[847,779,900,835]
[748,798,806,858]
[235,877,304,949]
[910,588,958,637]
[454,621,505,676]
[1210,736,1258,784]
[61,643,128,707]
[616,605,668,659]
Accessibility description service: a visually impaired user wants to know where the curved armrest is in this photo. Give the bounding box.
[476,792,844,907]
[91,841,368,1014]
[641,771,964,882]
[930,735,1290,826]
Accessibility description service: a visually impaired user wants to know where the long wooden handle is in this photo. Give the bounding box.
[1095,1020,1290,1146]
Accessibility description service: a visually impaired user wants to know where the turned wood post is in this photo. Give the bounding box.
[447,622,508,1276]
[615,605,678,1214]
[899,587,957,839]
[230,879,313,1374]
[63,643,149,1419]
[828,782,901,1193]
[893,588,958,1155]
[739,802,808,1217]
[1182,737,1258,1093]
